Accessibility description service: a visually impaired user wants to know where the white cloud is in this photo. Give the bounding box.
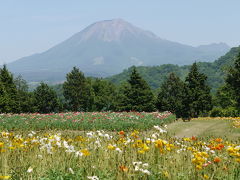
[93,56,105,65]
[130,57,143,66]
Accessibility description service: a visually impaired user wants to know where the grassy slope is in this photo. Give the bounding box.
[167,119,240,139]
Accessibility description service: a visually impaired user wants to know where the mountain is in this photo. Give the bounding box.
[7,19,230,82]
[107,46,240,92]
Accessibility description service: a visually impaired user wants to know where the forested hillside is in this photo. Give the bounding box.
[107,46,240,92]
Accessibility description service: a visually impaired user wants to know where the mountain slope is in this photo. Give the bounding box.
[107,46,240,92]
[7,19,230,82]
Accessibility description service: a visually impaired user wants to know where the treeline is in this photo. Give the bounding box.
[0,53,240,117]
[107,46,240,92]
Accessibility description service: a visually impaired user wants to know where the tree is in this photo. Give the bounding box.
[118,67,155,112]
[185,63,212,117]
[226,53,240,110]
[156,73,185,118]
[0,65,19,113]
[63,67,93,111]
[14,75,35,113]
[33,82,60,113]
[92,78,117,111]
[214,84,236,109]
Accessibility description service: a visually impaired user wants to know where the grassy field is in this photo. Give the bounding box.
[0,113,240,180]
[168,118,240,140]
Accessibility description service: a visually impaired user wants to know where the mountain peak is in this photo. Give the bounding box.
[74,19,157,42]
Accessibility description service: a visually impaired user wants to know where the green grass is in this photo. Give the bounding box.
[167,118,240,140]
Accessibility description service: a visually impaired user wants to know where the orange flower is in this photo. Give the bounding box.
[119,165,128,172]
[216,144,224,150]
[119,131,125,136]
[191,136,197,141]
[215,138,223,143]
[213,157,221,163]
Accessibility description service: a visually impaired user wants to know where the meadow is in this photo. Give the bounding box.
[0,112,240,180]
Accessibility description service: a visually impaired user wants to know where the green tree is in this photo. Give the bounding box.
[118,67,155,112]
[0,65,19,113]
[33,82,59,113]
[92,78,117,111]
[185,63,212,117]
[63,67,94,111]
[156,73,185,118]
[226,53,240,110]
[14,75,35,113]
[213,84,236,109]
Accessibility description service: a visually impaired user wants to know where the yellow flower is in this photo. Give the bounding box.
[236,158,240,163]
[143,144,150,151]
[138,150,145,154]
[203,174,209,179]
[107,144,116,150]
[163,171,169,177]
[131,130,139,138]
[155,139,164,148]
[196,165,202,170]
[146,140,151,144]
[0,176,11,179]
[183,138,191,142]
[81,149,90,156]
[227,147,235,153]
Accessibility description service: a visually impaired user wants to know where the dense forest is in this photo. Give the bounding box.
[0,47,240,118]
[107,46,240,92]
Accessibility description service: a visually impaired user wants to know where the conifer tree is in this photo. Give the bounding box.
[185,63,212,117]
[63,67,93,111]
[226,53,240,110]
[118,67,155,112]
[0,65,19,113]
[156,72,185,118]
[33,82,59,113]
[92,79,117,111]
[14,75,35,113]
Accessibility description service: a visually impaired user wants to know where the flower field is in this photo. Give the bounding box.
[0,112,174,131]
[0,113,240,179]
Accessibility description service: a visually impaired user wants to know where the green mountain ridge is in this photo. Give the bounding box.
[106,46,240,92]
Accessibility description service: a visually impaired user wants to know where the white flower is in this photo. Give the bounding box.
[87,176,99,180]
[141,169,151,175]
[115,148,122,153]
[86,132,95,138]
[134,166,140,171]
[104,134,111,139]
[69,168,74,174]
[151,133,158,139]
[28,133,33,137]
[75,151,83,157]
[27,167,33,173]
[142,163,149,168]
[235,145,240,150]
[95,140,101,147]
[210,150,215,154]
[154,125,167,133]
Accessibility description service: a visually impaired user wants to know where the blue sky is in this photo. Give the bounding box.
[1,0,240,64]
